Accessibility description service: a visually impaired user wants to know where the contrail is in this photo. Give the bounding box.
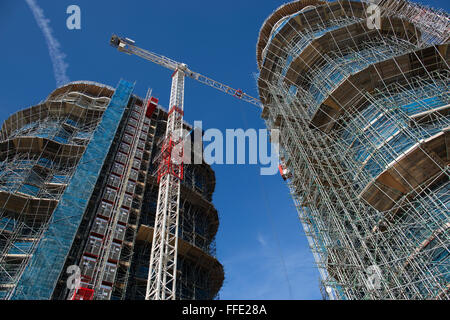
[25,0,70,87]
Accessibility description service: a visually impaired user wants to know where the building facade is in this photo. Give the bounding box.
[0,80,223,300]
[257,0,449,299]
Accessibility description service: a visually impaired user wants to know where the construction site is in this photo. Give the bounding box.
[257,0,449,299]
[0,81,223,300]
[0,0,449,301]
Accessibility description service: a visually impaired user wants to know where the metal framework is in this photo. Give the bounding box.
[110,35,262,108]
[0,82,120,299]
[0,76,224,300]
[110,34,253,300]
[65,88,155,300]
[257,0,449,299]
[145,70,185,300]
[124,125,222,301]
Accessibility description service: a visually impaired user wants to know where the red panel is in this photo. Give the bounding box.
[168,105,184,116]
[71,287,94,300]
[157,137,184,183]
[278,164,287,181]
[146,97,159,118]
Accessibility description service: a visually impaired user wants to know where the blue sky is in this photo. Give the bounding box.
[1,0,448,300]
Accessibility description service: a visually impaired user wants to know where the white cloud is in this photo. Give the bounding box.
[25,0,70,87]
[257,233,267,247]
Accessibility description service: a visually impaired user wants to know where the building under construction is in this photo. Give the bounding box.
[0,80,223,300]
[257,0,449,299]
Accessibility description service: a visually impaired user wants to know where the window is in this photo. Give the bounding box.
[118,208,129,224]
[122,134,133,144]
[65,119,78,127]
[104,187,117,202]
[98,201,112,218]
[119,143,130,154]
[103,263,117,283]
[107,175,121,188]
[18,184,40,197]
[50,175,68,184]
[132,159,141,170]
[131,111,140,119]
[38,157,53,168]
[126,181,135,194]
[128,118,138,127]
[114,225,126,241]
[54,128,71,144]
[125,124,135,135]
[129,169,138,181]
[112,162,124,175]
[135,150,143,159]
[97,285,112,300]
[92,218,108,236]
[115,153,127,164]
[109,243,121,261]
[7,241,32,255]
[85,236,102,256]
[80,256,96,279]
[123,194,133,208]
[137,140,145,150]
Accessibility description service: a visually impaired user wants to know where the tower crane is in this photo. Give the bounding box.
[110,35,262,109]
[110,34,261,300]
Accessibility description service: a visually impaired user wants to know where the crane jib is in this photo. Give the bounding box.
[110,34,261,108]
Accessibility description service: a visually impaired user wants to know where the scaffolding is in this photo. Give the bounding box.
[0,78,223,300]
[125,109,223,300]
[257,0,449,299]
[60,86,152,300]
[0,80,133,299]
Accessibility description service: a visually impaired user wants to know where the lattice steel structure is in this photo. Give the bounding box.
[257,0,449,299]
[0,81,223,300]
[146,70,185,300]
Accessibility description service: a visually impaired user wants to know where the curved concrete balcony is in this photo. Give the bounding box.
[0,136,86,162]
[47,81,115,101]
[360,129,449,212]
[259,18,420,107]
[309,45,449,131]
[0,190,57,222]
[1,100,106,140]
[135,224,224,298]
[146,174,219,241]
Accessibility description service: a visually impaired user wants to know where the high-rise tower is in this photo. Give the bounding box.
[257,0,449,299]
[0,80,223,300]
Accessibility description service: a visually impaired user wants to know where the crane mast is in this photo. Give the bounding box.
[110,34,261,300]
[146,69,185,300]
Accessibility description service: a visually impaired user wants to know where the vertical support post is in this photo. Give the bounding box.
[146,70,184,300]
